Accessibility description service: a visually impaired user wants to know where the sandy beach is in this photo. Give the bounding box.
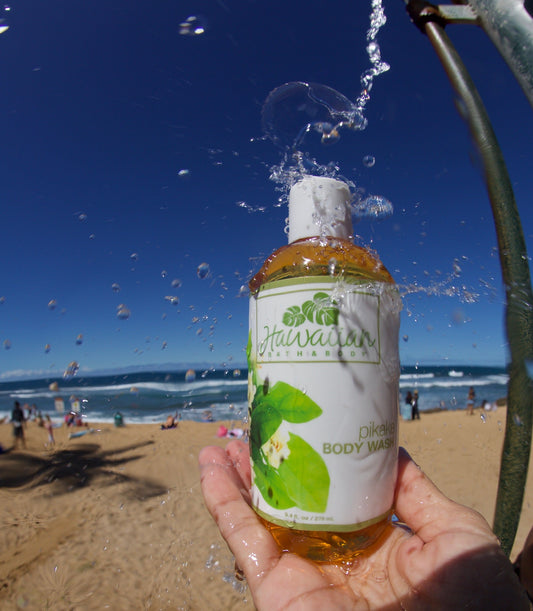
[1,407,532,610]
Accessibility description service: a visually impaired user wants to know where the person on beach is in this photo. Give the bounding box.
[411,389,420,420]
[44,414,55,445]
[161,414,178,430]
[200,441,530,609]
[11,400,26,450]
[405,390,413,412]
[467,386,476,415]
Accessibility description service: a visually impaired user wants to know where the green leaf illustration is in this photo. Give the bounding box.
[253,460,294,510]
[302,298,317,322]
[250,378,329,514]
[265,381,322,423]
[282,305,306,327]
[246,329,252,364]
[278,433,330,512]
[250,401,282,447]
[246,329,261,388]
[302,292,339,326]
[316,305,338,325]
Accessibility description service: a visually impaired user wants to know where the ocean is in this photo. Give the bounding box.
[0,365,508,425]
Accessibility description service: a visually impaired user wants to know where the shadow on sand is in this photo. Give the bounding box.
[0,441,167,499]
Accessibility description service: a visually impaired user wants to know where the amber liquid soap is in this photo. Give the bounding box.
[248,176,400,564]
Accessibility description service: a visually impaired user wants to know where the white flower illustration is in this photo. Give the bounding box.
[261,425,290,469]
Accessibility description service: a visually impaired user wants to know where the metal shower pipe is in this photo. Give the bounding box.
[403,0,533,557]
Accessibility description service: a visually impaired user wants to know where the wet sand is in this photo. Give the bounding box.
[0,407,532,609]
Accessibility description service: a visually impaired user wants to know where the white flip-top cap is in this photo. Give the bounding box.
[288,176,352,243]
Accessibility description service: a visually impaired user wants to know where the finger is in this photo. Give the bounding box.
[394,447,494,543]
[199,445,281,587]
[225,439,251,490]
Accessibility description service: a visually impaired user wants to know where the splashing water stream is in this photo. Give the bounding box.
[262,0,390,213]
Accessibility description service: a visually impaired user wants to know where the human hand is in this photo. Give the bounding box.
[200,441,528,610]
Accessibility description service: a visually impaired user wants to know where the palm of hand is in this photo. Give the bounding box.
[200,441,527,610]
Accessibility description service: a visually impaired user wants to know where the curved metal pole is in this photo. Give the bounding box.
[406,13,533,555]
[466,0,533,110]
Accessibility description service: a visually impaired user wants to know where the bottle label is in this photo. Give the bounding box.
[248,276,400,531]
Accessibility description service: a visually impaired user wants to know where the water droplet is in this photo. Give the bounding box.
[44,343,51,353]
[3,339,11,350]
[77,212,87,222]
[63,361,79,379]
[513,414,524,426]
[161,270,168,278]
[0,296,5,304]
[75,334,83,345]
[372,569,388,582]
[402,335,409,342]
[363,154,375,168]
[130,252,139,262]
[117,305,131,320]
[178,168,190,177]
[164,296,179,306]
[171,278,182,289]
[480,413,486,423]
[0,5,11,35]
[328,258,337,275]
[111,283,121,293]
[179,15,206,36]
[197,262,210,279]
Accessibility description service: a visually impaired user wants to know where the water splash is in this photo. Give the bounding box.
[399,259,480,304]
[262,0,390,208]
[236,201,267,214]
[262,82,365,152]
[352,195,393,220]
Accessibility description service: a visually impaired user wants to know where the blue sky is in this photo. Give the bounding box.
[0,0,532,380]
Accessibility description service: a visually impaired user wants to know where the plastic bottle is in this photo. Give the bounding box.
[247,175,401,564]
